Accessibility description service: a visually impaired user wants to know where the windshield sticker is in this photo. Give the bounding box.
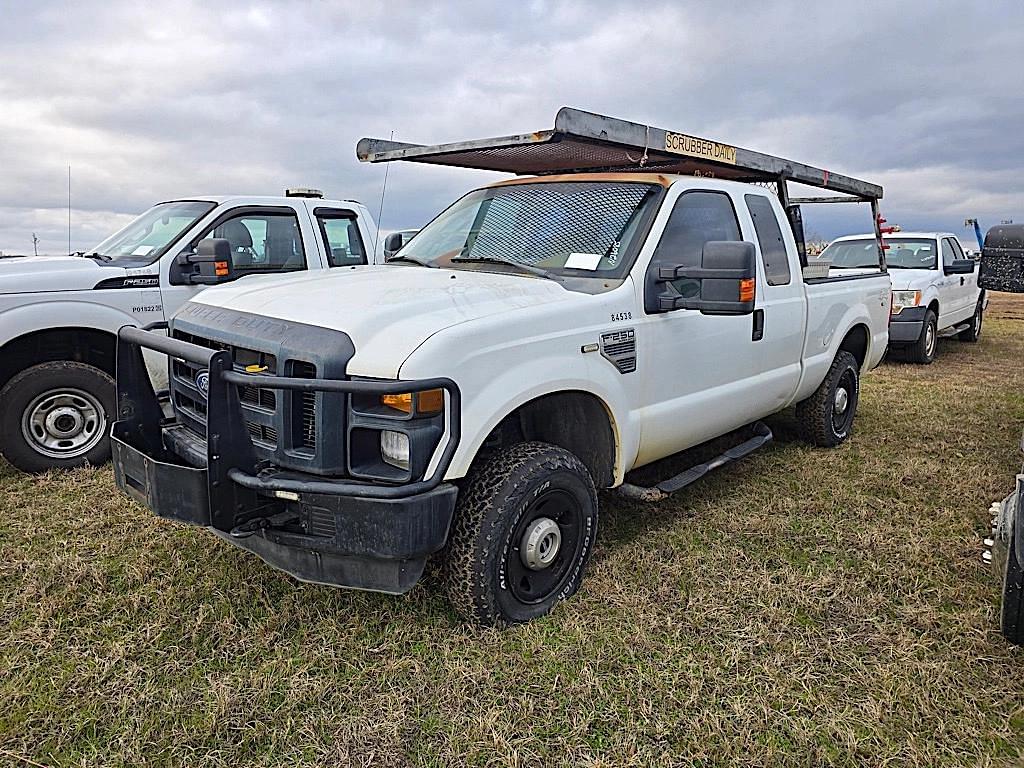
[565,252,603,271]
[131,245,156,256]
[664,132,737,165]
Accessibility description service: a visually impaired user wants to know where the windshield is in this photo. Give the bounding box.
[396,181,662,285]
[821,237,936,270]
[89,201,216,264]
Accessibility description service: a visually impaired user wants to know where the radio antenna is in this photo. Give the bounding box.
[68,165,72,256]
[372,130,394,259]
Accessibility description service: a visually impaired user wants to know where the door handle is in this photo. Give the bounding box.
[960,276,965,286]
[752,308,765,341]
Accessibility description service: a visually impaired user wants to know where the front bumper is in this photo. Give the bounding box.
[111,326,460,594]
[888,305,926,344]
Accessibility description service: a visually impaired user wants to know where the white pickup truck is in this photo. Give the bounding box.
[821,232,985,363]
[0,190,381,472]
[111,109,891,626]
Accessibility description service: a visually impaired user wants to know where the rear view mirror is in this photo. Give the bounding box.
[648,241,757,315]
[980,224,1024,293]
[177,238,235,284]
[945,259,975,275]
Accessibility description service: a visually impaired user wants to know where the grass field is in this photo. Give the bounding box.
[2,295,1024,767]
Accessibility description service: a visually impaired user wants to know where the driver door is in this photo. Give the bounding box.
[633,189,768,466]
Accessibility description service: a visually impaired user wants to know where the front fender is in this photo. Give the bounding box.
[0,300,139,347]
[401,338,638,485]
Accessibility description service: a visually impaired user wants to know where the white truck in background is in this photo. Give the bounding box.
[821,232,985,363]
[111,108,892,626]
[0,190,382,472]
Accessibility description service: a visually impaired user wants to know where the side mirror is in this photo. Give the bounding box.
[945,259,975,275]
[176,238,235,284]
[383,232,408,260]
[647,241,757,315]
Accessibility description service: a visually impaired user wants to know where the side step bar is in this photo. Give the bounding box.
[617,422,773,502]
[939,322,971,338]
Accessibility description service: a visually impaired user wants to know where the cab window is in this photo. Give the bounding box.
[941,238,957,269]
[650,191,741,299]
[745,194,791,286]
[317,214,367,267]
[197,210,306,274]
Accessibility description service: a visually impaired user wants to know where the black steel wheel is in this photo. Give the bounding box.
[795,350,860,448]
[442,442,598,626]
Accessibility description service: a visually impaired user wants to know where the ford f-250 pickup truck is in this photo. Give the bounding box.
[111,108,892,626]
[0,190,382,472]
[821,232,985,364]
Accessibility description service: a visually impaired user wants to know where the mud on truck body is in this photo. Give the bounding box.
[112,108,892,626]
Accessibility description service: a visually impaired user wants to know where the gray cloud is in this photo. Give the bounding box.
[1,0,1021,254]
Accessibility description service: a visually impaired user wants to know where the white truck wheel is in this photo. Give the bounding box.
[0,361,115,473]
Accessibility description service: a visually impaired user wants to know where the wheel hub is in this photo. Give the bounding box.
[21,388,106,459]
[519,517,562,571]
[833,387,849,415]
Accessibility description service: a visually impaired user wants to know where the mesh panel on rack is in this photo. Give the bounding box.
[466,182,653,266]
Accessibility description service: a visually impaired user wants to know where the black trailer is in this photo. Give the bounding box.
[357,106,887,270]
[980,223,1024,293]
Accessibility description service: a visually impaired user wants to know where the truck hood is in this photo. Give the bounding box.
[186,265,570,377]
[888,269,940,292]
[0,255,125,294]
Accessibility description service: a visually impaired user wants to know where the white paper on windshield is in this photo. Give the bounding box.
[132,245,155,256]
[564,252,602,270]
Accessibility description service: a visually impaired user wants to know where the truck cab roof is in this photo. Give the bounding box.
[158,195,367,208]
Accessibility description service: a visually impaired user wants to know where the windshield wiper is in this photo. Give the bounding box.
[387,255,436,268]
[450,256,563,282]
[72,251,112,262]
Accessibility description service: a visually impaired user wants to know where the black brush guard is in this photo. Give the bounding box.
[111,325,461,594]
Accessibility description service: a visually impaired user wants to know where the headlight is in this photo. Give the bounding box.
[381,430,410,470]
[891,290,921,315]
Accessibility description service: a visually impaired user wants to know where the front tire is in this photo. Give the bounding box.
[795,350,860,448]
[1001,509,1024,646]
[0,361,115,473]
[958,295,985,342]
[907,309,938,364]
[442,442,598,626]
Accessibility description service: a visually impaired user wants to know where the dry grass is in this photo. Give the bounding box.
[2,295,1024,767]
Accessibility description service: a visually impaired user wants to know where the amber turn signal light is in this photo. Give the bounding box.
[381,388,444,415]
[739,278,756,302]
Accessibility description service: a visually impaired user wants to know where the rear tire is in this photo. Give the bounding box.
[795,350,860,448]
[958,295,984,342]
[0,361,115,473]
[907,309,938,364]
[442,442,598,626]
[1001,509,1024,646]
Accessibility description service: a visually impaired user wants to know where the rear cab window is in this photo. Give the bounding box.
[744,194,791,286]
[315,209,368,267]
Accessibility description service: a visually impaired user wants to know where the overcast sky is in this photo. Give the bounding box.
[1,0,1022,254]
